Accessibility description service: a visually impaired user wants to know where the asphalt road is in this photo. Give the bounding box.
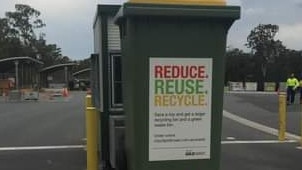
[223,92,302,137]
[0,91,87,170]
[221,92,302,170]
[0,91,301,170]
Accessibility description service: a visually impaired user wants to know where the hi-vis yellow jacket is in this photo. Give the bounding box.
[286,78,299,89]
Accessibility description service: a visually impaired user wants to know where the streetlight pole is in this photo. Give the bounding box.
[64,66,68,88]
[14,61,19,90]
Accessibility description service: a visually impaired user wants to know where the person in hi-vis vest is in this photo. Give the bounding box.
[286,73,299,105]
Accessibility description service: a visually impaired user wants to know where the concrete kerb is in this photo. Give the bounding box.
[225,91,279,95]
[223,110,300,141]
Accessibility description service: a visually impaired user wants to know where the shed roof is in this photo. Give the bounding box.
[0,56,44,73]
[40,63,79,73]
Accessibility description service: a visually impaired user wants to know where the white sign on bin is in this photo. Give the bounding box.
[149,58,212,161]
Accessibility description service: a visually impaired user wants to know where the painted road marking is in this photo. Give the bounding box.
[0,145,85,151]
[0,140,297,152]
[222,140,297,144]
[226,137,236,140]
[0,110,300,152]
[223,110,301,140]
[296,146,302,150]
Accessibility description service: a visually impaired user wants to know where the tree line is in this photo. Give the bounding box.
[226,24,302,91]
[0,4,89,70]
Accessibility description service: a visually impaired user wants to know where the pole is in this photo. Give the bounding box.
[64,66,68,88]
[86,95,93,107]
[85,95,98,170]
[86,106,98,170]
[278,92,287,141]
[14,61,19,90]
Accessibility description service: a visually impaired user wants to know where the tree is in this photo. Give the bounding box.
[0,4,71,67]
[0,4,46,59]
[72,58,90,73]
[5,4,45,47]
[0,18,23,58]
[246,24,285,91]
[225,48,254,84]
[285,50,302,78]
[34,36,63,66]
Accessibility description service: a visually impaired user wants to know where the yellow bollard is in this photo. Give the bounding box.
[86,95,93,108]
[278,92,287,141]
[86,106,98,170]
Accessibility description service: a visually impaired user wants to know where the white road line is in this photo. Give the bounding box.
[0,141,296,152]
[0,145,85,151]
[296,146,302,150]
[223,110,301,140]
[0,111,299,152]
[226,137,236,140]
[222,140,297,144]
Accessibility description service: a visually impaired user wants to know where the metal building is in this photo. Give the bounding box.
[92,4,125,170]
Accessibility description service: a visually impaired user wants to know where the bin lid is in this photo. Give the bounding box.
[114,3,240,25]
[128,0,226,6]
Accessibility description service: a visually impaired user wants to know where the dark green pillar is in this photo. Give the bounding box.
[116,3,240,170]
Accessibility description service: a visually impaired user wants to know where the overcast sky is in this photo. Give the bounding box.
[0,0,301,60]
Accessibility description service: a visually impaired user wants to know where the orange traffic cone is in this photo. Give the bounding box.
[62,88,69,97]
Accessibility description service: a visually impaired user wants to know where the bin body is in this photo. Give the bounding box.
[116,3,240,170]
